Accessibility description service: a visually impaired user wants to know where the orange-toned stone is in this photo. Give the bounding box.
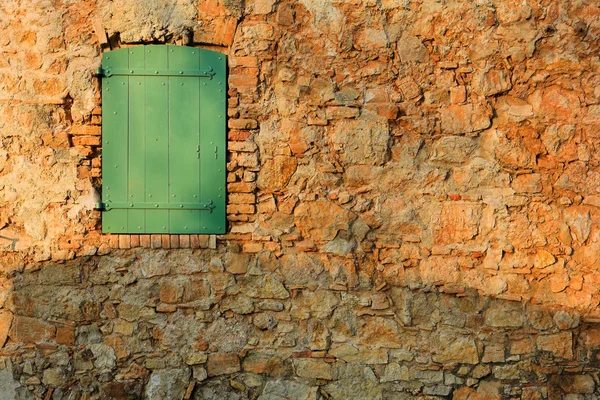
[160,281,183,304]
[55,326,75,346]
[9,316,55,344]
[0,310,13,348]
[242,353,288,376]
[105,335,130,359]
[207,353,240,376]
[433,202,481,245]
[537,332,573,359]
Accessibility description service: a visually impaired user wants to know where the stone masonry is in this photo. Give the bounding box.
[0,0,599,398]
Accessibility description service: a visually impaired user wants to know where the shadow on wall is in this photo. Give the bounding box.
[0,249,599,399]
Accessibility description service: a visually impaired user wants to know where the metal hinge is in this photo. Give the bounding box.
[96,200,215,213]
[96,67,216,78]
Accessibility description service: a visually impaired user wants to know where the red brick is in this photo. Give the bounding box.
[151,235,162,248]
[71,125,101,135]
[190,235,200,249]
[228,108,239,118]
[109,235,119,248]
[227,204,255,214]
[130,235,140,248]
[198,235,210,248]
[119,235,131,249]
[140,235,151,248]
[77,166,91,178]
[230,56,259,68]
[230,67,259,76]
[179,235,190,248]
[228,130,252,141]
[161,235,171,249]
[229,193,256,204]
[228,182,256,193]
[228,119,258,130]
[222,18,238,46]
[229,75,259,87]
[72,135,101,146]
[170,235,180,248]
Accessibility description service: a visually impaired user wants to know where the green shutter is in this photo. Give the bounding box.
[100,45,226,234]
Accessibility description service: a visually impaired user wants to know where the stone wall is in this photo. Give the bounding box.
[0,0,600,398]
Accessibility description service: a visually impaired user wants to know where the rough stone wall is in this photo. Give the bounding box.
[0,0,600,398]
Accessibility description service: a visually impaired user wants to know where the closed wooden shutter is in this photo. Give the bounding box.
[99,45,226,234]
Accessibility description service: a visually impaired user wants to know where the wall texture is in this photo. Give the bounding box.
[1,0,600,398]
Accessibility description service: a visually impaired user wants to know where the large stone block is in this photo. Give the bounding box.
[207,353,241,376]
[294,201,356,242]
[433,202,482,245]
[330,111,390,166]
[440,104,491,135]
[8,316,55,344]
[432,330,479,365]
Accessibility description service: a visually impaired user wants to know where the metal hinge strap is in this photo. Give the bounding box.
[96,67,216,78]
[97,201,215,212]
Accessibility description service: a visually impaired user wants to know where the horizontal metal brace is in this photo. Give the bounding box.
[98,200,215,212]
[97,67,216,78]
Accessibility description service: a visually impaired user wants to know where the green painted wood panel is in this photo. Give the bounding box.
[127,47,146,233]
[102,49,129,233]
[169,46,201,233]
[101,45,226,234]
[144,46,170,233]
[200,49,227,234]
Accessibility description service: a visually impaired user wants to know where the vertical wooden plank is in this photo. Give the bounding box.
[128,47,146,233]
[199,50,227,234]
[144,45,170,233]
[102,48,129,233]
[168,46,201,233]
